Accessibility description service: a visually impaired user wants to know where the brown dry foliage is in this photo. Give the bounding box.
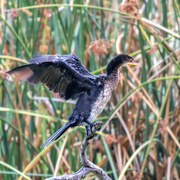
[147,45,159,55]
[9,9,19,18]
[104,134,117,146]
[89,39,112,56]
[120,0,140,17]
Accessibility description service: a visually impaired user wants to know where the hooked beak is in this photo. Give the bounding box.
[128,59,141,67]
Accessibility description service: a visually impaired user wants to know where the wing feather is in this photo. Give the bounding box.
[7,55,95,100]
[28,53,96,79]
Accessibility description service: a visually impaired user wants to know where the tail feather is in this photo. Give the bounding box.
[40,122,71,148]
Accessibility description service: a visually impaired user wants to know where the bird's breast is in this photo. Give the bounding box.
[87,83,113,123]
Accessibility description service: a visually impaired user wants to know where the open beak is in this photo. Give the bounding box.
[128,60,141,67]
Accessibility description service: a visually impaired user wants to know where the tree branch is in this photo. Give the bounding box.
[46,121,111,180]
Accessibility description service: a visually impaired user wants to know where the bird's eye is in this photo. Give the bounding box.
[130,59,133,62]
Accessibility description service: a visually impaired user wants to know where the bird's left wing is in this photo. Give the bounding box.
[28,53,95,79]
[7,55,95,100]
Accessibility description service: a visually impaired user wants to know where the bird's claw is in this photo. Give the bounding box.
[85,122,102,140]
[86,125,94,140]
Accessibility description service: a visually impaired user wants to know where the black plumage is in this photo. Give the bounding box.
[7,53,140,147]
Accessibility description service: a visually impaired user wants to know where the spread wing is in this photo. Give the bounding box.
[7,54,96,100]
[28,53,95,78]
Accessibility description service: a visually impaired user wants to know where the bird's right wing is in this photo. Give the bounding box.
[7,58,95,100]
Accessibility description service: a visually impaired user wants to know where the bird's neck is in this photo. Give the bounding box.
[106,69,120,89]
[106,57,124,88]
[106,57,124,75]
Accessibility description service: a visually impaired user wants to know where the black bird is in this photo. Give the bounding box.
[7,53,140,147]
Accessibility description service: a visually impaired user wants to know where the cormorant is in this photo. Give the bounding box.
[7,53,141,147]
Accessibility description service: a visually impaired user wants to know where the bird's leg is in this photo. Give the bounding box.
[85,126,91,136]
[85,120,102,140]
[96,126,101,131]
[86,128,95,140]
[85,120,101,131]
[84,120,95,140]
[85,119,94,127]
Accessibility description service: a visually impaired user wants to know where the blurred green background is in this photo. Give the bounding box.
[0,0,180,180]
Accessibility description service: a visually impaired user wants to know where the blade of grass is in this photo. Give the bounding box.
[106,75,180,125]
[0,15,31,58]
[102,136,118,180]
[118,139,160,180]
[52,0,70,53]
[0,55,27,63]
[173,0,180,17]
[0,161,31,180]
[91,36,174,75]
[139,76,174,178]
[141,17,180,39]
[6,4,180,39]
[18,4,132,18]
[54,135,68,176]
[18,128,77,180]
[0,107,58,122]
[0,116,39,152]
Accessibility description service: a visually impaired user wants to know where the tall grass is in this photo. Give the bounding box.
[0,1,180,180]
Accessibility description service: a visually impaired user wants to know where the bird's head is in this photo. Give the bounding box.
[106,54,141,75]
[115,54,141,67]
